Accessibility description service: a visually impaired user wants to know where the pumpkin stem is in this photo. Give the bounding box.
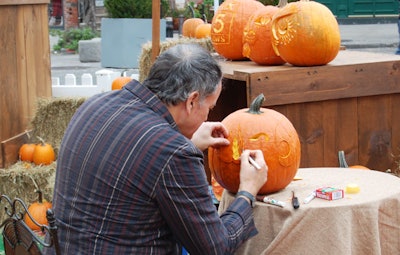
[277,0,288,8]
[37,136,45,146]
[36,189,43,203]
[202,14,207,23]
[338,150,349,168]
[246,94,265,114]
[121,69,129,77]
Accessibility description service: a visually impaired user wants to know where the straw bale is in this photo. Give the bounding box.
[0,161,56,223]
[138,37,215,82]
[29,97,86,154]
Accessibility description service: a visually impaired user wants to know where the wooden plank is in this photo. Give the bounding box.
[0,5,19,142]
[391,94,400,174]
[358,94,394,171]
[322,98,358,167]
[0,0,50,6]
[249,60,400,106]
[219,51,400,106]
[1,131,32,169]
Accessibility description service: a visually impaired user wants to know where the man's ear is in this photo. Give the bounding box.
[185,91,200,113]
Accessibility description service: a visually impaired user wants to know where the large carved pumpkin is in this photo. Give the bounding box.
[211,0,264,60]
[208,94,301,195]
[243,5,286,65]
[271,0,340,66]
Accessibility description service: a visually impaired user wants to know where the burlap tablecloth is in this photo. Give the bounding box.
[218,167,400,255]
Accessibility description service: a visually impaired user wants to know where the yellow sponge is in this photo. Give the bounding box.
[345,183,360,194]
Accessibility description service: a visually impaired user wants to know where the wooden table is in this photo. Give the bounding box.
[218,167,400,255]
[208,51,400,174]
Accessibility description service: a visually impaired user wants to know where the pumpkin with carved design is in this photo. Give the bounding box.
[208,94,301,195]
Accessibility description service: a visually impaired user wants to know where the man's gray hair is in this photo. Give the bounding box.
[142,43,222,106]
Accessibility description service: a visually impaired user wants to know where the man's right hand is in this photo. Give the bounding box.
[238,150,268,197]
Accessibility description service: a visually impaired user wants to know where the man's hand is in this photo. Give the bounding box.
[238,150,268,197]
[191,122,230,151]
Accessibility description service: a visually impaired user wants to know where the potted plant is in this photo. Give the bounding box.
[101,0,170,68]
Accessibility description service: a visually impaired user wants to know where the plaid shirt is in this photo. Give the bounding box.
[45,80,257,255]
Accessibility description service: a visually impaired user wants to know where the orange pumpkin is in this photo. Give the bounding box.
[195,23,212,39]
[243,5,286,65]
[112,73,132,90]
[19,143,36,162]
[182,18,205,38]
[211,175,224,201]
[271,0,340,66]
[211,0,264,60]
[338,150,370,170]
[208,94,301,195]
[24,190,52,231]
[350,165,370,170]
[32,138,55,165]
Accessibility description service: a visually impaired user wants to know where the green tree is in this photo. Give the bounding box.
[104,0,170,19]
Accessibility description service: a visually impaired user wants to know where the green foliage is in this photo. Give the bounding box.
[53,27,100,52]
[104,0,170,19]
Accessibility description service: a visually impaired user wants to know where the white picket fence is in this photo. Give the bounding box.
[51,69,139,98]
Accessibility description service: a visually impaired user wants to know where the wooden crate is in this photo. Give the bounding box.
[207,50,400,173]
[0,0,51,168]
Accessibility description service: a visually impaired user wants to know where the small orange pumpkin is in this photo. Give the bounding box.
[19,143,36,162]
[242,5,286,65]
[271,0,340,66]
[32,137,55,165]
[182,18,205,38]
[208,94,301,195]
[112,71,132,90]
[211,175,224,201]
[24,190,52,231]
[195,23,212,39]
[211,0,265,60]
[338,151,370,170]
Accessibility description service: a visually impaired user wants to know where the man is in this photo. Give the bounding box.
[45,44,267,254]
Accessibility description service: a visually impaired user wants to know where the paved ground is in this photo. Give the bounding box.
[51,22,400,84]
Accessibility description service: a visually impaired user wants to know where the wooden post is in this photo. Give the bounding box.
[152,0,161,63]
[0,0,51,168]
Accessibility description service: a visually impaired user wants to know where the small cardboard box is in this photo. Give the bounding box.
[316,187,344,200]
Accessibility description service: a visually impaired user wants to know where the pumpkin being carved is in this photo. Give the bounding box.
[271,0,340,66]
[208,94,301,195]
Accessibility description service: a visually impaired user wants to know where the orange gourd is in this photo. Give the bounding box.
[211,0,264,60]
[338,150,370,170]
[271,0,340,66]
[208,94,301,195]
[24,190,52,231]
[195,23,212,39]
[19,143,36,162]
[32,137,55,165]
[211,175,224,201]
[243,5,286,65]
[112,71,132,90]
[182,18,205,38]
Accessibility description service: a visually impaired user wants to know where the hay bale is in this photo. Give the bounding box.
[0,161,56,223]
[0,97,85,223]
[30,97,86,154]
[138,37,215,82]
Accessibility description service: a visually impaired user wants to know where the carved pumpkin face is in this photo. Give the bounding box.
[211,0,264,60]
[208,94,301,195]
[271,0,341,66]
[243,5,286,65]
